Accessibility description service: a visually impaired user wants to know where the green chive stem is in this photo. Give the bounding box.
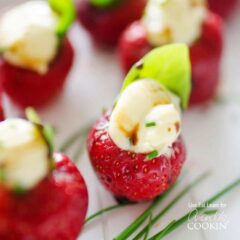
[85,204,130,224]
[146,150,159,161]
[143,214,153,240]
[133,171,210,240]
[113,183,178,240]
[72,141,86,162]
[59,121,93,152]
[149,177,240,240]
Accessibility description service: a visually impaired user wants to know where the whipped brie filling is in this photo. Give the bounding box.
[142,0,207,46]
[109,79,182,156]
[0,1,59,74]
[0,119,49,190]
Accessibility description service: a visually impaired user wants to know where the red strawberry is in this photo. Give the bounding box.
[190,13,223,105]
[0,153,88,240]
[118,13,223,105]
[87,111,186,202]
[76,0,147,47]
[118,21,152,73]
[0,86,4,121]
[0,38,74,108]
[208,0,237,18]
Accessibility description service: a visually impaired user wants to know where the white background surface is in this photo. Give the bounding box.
[1,0,240,239]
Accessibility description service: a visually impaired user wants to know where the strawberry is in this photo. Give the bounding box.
[0,86,4,121]
[76,0,146,47]
[208,0,237,18]
[190,13,223,105]
[118,21,152,73]
[0,38,74,108]
[118,13,223,105]
[87,111,186,202]
[0,153,88,240]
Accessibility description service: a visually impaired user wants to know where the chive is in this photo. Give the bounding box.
[85,204,130,224]
[72,141,86,162]
[149,177,240,240]
[59,121,93,152]
[146,151,158,160]
[132,172,210,240]
[157,220,176,237]
[143,214,153,240]
[145,122,156,128]
[204,209,218,215]
[113,182,178,240]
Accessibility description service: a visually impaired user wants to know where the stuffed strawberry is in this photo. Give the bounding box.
[119,0,223,105]
[208,0,237,18]
[0,87,4,121]
[88,44,191,202]
[0,0,75,108]
[76,0,146,47]
[0,112,88,239]
[0,105,3,121]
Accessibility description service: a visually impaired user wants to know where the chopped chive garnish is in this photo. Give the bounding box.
[146,150,158,160]
[85,204,130,224]
[148,177,240,240]
[113,182,179,240]
[132,172,210,240]
[145,122,156,128]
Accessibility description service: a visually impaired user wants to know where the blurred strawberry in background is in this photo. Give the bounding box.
[76,0,147,47]
[208,0,238,18]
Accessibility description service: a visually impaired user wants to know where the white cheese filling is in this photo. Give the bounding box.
[0,119,49,190]
[109,79,182,156]
[0,1,59,74]
[142,0,207,46]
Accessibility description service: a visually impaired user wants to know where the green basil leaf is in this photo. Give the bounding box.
[26,107,55,156]
[121,44,192,109]
[0,47,8,54]
[43,124,55,156]
[48,0,76,38]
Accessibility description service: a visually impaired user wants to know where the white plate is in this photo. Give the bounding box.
[1,1,240,239]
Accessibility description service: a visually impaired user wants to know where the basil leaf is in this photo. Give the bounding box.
[90,0,120,8]
[26,108,55,156]
[0,47,8,54]
[48,0,76,38]
[25,107,41,125]
[43,124,55,156]
[0,169,6,182]
[121,44,192,109]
